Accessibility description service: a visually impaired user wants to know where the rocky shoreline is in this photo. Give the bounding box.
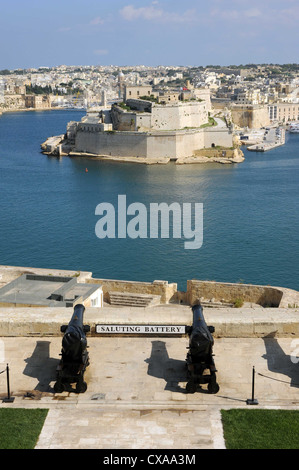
[175,148,244,165]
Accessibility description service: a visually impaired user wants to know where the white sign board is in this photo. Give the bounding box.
[96,324,186,335]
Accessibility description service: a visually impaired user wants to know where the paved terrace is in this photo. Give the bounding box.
[0,304,299,449]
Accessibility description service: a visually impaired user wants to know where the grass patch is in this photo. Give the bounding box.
[221,409,299,449]
[233,298,244,308]
[0,408,48,449]
[200,117,217,128]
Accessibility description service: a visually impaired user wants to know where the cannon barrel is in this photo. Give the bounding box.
[60,304,90,336]
[186,303,219,394]
[55,304,90,394]
[188,303,214,358]
[61,304,90,361]
[69,303,85,329]
[192,303,208,329]
[191,304,214,342]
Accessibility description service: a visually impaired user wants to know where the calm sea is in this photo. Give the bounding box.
[0,109,298,292]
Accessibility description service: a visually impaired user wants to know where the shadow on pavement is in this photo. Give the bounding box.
[23,341,59,393]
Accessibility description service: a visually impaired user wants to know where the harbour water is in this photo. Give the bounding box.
[0,109,298,292]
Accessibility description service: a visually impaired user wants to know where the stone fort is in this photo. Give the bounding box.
[62,85,235,162]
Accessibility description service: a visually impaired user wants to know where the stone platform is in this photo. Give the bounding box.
[0,265,298,449]
[1,336,299,449]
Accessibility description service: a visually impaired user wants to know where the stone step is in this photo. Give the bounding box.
[107,291,161,307]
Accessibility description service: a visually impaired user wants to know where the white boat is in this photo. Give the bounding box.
[289,123,299,133]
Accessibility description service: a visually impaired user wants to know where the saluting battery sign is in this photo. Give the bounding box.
[96,325,186,335]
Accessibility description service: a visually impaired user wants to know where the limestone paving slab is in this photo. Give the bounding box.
[0,336,299,449]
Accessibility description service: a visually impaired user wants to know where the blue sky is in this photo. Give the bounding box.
[0,0,298,69]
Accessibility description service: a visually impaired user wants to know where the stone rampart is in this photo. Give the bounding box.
[0,266,299,337]
[150,101,208,130]
[1,266,298,312]
[75,130,148,157]
[74,127,232,160]
[187,279,299,308]
[204,127,234,148]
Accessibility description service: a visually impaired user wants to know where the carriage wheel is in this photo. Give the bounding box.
[76,380,87,393]
[208,381,220,394]
[186,381,197,394]
[54,380,65,393]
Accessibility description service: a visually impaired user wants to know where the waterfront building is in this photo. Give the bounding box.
[25,94,51,109]
[268,102,299,123]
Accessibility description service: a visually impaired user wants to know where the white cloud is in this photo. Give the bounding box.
[244,8,262,18]
[210,6,262,21]
[210,8,239,20]
[94,49,108,56]
[119,4,196,23]
[90,16,105,25]
[58,26,71,32]
[120,5,163,21]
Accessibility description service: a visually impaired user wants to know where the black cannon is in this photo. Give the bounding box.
[54,304,90,393]
[185,303,219,394]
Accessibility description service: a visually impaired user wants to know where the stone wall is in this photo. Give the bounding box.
[86,278,177,304]
[203,127,234,148]
[187,280,285,307]
[0,266,298,312]
[231,105,270,129]
[112,101,209,132]
[75,130,148,157]
[74,127,233,160]
[150,102,208,131]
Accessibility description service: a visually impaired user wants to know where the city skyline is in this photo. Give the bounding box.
[0,0,298,70]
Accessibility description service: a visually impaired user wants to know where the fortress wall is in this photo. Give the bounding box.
[143,130,205,159]
[151,102,208,130]
[175,131,205,157]
[146,133,177,158]
[75,130,148,157]
[193,88,212,111]
[113,101,209,132]
[74,127,233,160]
[110,106,136,131]
[75,129,195,160]
[136,113,152,131]
[204,128,234,148]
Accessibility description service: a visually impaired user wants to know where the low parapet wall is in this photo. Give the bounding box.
[0,305,298,338]
[187,280,299,308]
